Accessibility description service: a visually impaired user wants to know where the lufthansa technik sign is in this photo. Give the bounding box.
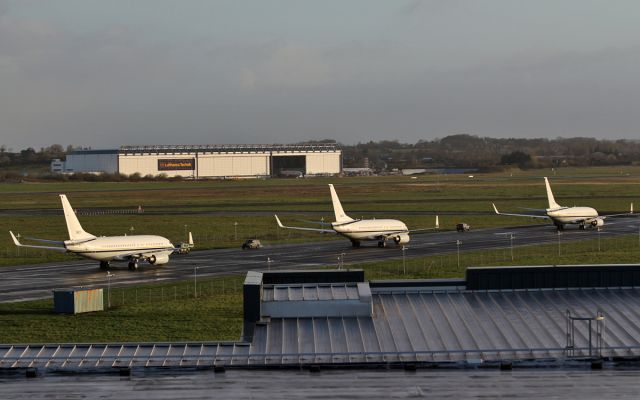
[158,159,195,171]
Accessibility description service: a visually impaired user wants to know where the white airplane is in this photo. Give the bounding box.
[9,194,193,270]
[275,184,439,247]
[492,177,633,231]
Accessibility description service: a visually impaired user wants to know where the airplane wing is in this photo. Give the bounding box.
[492,203,551,219]
[10,231,68,252]
[275,215,337,234]
[407,215,440,234]
[25,237,66,245]
[517,207,548,212]
[299,219,332,227]
[601,203,635,219]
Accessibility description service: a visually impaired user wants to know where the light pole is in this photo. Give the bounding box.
[106,272,114,308]
[234,222,238,241]
[495,232,515,262]
[267,257,273,271]
[509,233,514,261]
[193,266,199,298]
[598,227,602,252]
[337,253,345,270]
[402,246,407,275]
[557,231,561,257]
[456,240,462,269]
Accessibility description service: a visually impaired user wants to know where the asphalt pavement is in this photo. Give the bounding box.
[1,217,639,303]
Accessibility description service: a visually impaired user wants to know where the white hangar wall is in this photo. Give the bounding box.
[197,153,270,178]
[66,145,342,178]
[304,152,341,175]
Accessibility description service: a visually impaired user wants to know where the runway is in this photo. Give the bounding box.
[1,217,638,303]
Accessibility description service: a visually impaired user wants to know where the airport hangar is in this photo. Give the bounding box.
[56,144,342,178]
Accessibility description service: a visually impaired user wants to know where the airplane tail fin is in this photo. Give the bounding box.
[60,194,96,242]
[329,184,354,223]
[435,215,439,229]
[188,232,194,246]
[544,177,561,210]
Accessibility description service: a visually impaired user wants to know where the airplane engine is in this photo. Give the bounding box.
[393,233,410,245]
[590,218,605,227]
[148,254,169,265]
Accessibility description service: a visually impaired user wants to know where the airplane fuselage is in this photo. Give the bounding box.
[546,206,599,225]
[332,219,409,242]
[65,234,174,263]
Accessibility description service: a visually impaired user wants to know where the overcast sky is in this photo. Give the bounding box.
[1,0,640,150]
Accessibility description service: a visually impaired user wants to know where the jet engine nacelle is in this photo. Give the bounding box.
[148,254,169,265]
[590,218,605,227]
[393,233,410,245]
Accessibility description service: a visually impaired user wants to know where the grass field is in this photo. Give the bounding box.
[1,232,639,343]
[1,166,640,343]
[1,166,639,266]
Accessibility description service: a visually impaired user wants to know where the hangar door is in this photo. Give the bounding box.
[272,155,306,177]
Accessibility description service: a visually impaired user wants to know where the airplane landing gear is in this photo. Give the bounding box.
[351,240,361,248]
[99,261,110,270]
[377,241,386,248]
[128,260,139,271]
[555,223,564,231]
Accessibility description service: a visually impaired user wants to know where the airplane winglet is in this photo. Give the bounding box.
[492,203,500,214]
[9,231,21,246]
[275,215,284,228]
[631,203,634,214]
[435,215,439,230]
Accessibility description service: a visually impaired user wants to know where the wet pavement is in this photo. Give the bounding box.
[1,367,640,399]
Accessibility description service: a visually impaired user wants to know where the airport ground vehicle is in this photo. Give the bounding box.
[456,223,470,232]
[242,239,262,249]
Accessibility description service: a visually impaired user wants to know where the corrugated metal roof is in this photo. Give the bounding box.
[5,287,640,370]
[262,284,360,302]
[250,288,640,364]
[118,144,340,154]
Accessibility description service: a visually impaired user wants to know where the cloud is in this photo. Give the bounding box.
[240,43,333,89]
[0,0,9,17]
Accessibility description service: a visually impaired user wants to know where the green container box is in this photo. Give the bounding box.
[53,288,104,314]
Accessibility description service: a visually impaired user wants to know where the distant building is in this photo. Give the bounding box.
[50,159,65,173]
[401,168,427,175]
[342,167,374,176]
[54,144,342,178]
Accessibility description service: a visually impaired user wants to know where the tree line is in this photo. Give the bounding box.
[1,135,640,182]
[340,135,640,171]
